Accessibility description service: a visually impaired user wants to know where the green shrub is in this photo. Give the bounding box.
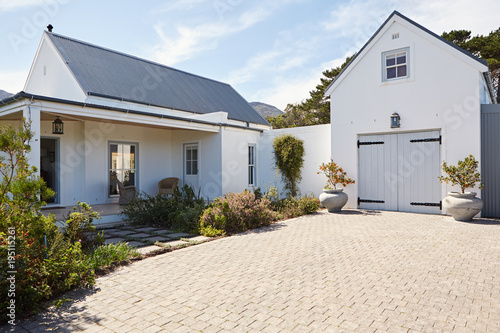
[278,195,320,219]
[84,242,140,270]
[0,120,99,319]
[64,202,104,252]
[121,184,207,232]
[261,184,319,220]
[200,191,277,235]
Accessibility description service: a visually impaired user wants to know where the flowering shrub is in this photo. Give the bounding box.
[438,154,483,193]
[122,185,207,232]
[200,191,277,235]
[317,159,355,190]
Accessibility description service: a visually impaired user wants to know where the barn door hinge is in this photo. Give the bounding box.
[409,135,441,144]
[357,140,384,148]
[358,197,385,205]
[410,201,442,210]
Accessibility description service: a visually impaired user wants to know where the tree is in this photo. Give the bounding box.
[267,55,355,128]
[273,135,305,197]
[442,28,500,103]
[0,119,94,319]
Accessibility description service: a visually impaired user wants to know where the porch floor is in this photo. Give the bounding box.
[42,203,122,221]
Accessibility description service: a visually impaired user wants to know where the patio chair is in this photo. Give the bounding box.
[113,179,137,205]
[158,177,179,196]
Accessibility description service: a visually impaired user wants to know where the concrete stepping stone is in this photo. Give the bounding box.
[133,227,159,232]
[107,230,136,237]
[98,228,121,233]
[160,240,189,247]
[103,237,125,244]
[136,245,163,255]
[143,236,170,243]
[126,241,148,247]
[166,232,191,239]
[126,233,151,238]
[187,236,211,242]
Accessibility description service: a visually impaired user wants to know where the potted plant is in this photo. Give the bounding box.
[317,159,355,212]
[438,154,484,221]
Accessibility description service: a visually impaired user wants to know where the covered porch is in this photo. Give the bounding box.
[0,95,225,217]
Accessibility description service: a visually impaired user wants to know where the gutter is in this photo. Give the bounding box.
[483,72,497,104]
[0,92,265,132]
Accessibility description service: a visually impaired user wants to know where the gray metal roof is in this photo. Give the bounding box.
[46,32,269,125]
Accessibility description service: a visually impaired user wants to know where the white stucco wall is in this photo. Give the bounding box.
[24,34,87,102]
[40,120,174,206]
[328,18,489,210]
[259,124,331,198]
[220,127,262,195]
[170,129,223,200]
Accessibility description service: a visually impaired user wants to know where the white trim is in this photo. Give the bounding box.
[108,141,139,198]
[248,144,256,187]
[382,47,409,82]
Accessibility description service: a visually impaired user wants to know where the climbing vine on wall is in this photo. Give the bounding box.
[272,135,305,197]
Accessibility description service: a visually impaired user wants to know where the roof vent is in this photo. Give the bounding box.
[392,33,399,39]
[47,24,53,33]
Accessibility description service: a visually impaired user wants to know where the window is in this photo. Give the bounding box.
[248,145,256,186]
[383,48,408,81]
[185,144,198,176]
[109,143,136,196]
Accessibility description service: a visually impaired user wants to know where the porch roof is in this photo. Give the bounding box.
[0,92,265,132]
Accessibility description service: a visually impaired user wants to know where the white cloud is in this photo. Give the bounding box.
[151,1,304,66]
[396,0,500,36]
[251,71,321,111]
[0,70,28,94]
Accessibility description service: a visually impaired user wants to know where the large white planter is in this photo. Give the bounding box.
[319,189,348,212]
[442,192,483,222]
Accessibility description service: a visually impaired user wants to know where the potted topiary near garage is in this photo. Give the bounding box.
[439,154,483,222]
[317,159,355,212]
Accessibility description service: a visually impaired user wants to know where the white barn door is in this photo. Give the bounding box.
[358,131,441,214]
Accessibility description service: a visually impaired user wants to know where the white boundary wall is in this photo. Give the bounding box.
[259,124,331,198]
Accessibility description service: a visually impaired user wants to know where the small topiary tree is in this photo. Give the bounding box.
[273,135,305,197]
[438,154,483,193]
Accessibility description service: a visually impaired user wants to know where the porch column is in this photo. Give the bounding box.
[23,105,41,175]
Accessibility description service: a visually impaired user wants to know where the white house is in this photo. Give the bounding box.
[0,31,273,218]
[324,11,496,215]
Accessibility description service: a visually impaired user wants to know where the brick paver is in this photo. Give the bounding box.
[7,210,500,332]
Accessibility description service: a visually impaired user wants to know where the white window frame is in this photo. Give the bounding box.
[382,47,409,82]
[184,143,199,176]
[248,144,256,187]
[109,142,138,197]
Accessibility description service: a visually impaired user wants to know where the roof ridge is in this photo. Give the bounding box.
[324,10,489,95]
[47,32,232,87]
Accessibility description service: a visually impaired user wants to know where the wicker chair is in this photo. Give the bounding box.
[109,175,137,205]
[158,177,179,196]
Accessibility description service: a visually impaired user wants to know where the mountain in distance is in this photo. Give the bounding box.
[0,90,13,100]
[250,102,284,118]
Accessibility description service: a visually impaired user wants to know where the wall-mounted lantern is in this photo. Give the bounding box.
[52,116,64,134]
[390,112,400,128]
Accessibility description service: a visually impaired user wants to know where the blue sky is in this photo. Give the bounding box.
[1,0,499,110]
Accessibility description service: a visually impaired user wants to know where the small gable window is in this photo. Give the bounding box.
[383,48,409,81]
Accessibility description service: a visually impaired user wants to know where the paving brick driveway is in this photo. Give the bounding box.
[9,210,500,332]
